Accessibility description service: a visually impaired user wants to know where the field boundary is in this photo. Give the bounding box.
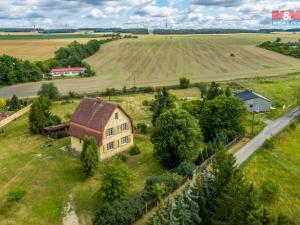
[0,104,31,129]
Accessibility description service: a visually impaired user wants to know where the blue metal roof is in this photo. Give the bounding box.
[234,90,271,102]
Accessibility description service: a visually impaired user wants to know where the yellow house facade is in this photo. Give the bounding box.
[69,98,134,160]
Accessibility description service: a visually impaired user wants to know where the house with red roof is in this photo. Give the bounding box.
[50,67,86,77]
[68,97,134,160]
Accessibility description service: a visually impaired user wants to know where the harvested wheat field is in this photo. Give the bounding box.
[0,38,107,61]
[1,33,300,98]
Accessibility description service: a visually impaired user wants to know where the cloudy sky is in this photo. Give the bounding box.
[1,0,300,29]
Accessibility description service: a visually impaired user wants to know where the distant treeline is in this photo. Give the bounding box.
[0,37,120,85]
[2,27,300,35]
[153,28,300,34]
[0,28,43,32]
[258,38,300,58]
[0,55,42,85]
[85,28,149,34]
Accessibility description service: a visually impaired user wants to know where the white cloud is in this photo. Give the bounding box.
[89,8,107,18]
[137,5,178,17]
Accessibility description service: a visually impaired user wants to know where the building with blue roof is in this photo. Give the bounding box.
[234,90,271,112]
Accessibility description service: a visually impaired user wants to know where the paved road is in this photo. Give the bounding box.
[235,107,300,166]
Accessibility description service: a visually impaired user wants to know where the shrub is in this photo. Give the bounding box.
[68,91,77,98]
[151,183,166,201]
[118,153,128,162]
[259,180,279,203]
[29,100,46,134]
[136,123,148,134]
[93,194,146,225]
[179,77,190,89]
[174,161,195,179]
[195,152,205,165]
[45,115,61,127]
[57,130,68,138]
[230,53,235,57]
[263,137,275,149]
[151,108,200,168]
[129,145,141,156]
[7,189,26,203]
[289,121,297,130]
[80,136,99,176]
[99,159,133,201]
[38,83,60,100]
[0,98,6,108]
[144,172,182,195]
[142,100,151,106]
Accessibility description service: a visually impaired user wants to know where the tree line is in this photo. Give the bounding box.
[148,148,293,225]
[0,55,42,85]
[258,38,300,58]
[0,37,119,86]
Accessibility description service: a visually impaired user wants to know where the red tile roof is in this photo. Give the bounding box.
[68,98,133,145]
[51,67,85,73]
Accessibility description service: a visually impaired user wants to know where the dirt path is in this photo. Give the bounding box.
[63,195,80,225]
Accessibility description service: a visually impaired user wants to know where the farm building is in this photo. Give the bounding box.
[49,67,86,77]
[235,90,271,112]
[68,98,134,160]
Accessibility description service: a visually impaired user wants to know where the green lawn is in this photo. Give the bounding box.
[242,123,300,223]
[237,73,300,119]
[0,99,164,225]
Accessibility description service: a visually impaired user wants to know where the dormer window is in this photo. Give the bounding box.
[115,113,119,119]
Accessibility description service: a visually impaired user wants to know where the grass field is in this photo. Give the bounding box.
[0,114,162,225]
[242,122,300,223]
[0,38,108,61]
[1,33,300,98]
[0,88,204,225]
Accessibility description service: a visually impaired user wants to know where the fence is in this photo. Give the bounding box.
[0,105,31,129]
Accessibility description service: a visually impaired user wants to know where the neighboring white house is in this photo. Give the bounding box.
[235,90,271,112]
[49,67,86,77]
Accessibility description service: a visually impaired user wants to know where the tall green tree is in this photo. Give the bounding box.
[150,87,175,125]
[80,136,99,176]
[225,86,232,97]
[9,94,19,111]
[200,96,246,142]
[179,77,190,89]
[99,159,133,201]
[28,100,46,134]
[151,108,201,168]
[206,82,223,100]
[199,82,208,99]
[37,83,60,100]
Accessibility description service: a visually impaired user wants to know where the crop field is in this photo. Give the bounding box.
[0,33,104,40]
[243,122,300,223]
[0,38,108,61]
[0,33,300,98]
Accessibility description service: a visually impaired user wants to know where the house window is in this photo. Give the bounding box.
[121,136,129,145]
[107,142,114,150]
[120,123,128,132]
[115,113,119,119]
[106,128,113,137]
